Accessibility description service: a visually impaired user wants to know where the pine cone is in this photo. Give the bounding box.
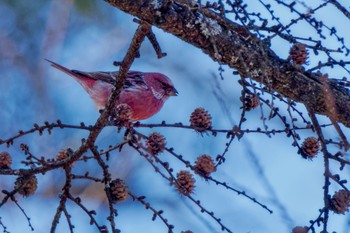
[110,179,128,203]
[146,132,166,155]
[15,175,38,197]
[0,151,12,169]
[56,148,74,168]
[242,94,259,111]
[194,154,216,177]
[301,137,319,159]
[330,189,350,214]
[176,170,195,196]
[115,103,133,123]
[291,226,308,233]
[290,43,308,65]
[190,108,212,132]
[56,149,69,161]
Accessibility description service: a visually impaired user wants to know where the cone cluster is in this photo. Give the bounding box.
[301,137,319,159]
[146,132,166,155]
[242,94,259,111]
[176,170,195,196]
[330,189,350,214]
[115,103,133,122]
[0,151,12,169]
[15,175,38,196]
[110,178,128,203]
[190,107,212,132]
[56,149,69,161]
[194,154,216,177]
[290,43,308,65]
[291,226,308,233]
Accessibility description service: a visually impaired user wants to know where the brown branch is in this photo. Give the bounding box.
[330,118,350,151]
[0,120,92,147]
[67,193,102,230]
[11,196,34,231]
[0,218,9,233]
[90,147,118,233]
[104,0,350,128]
[307,110,330,232]
[328,0,350,20]
[128,193,174,232]
[51,165,72,233]
[129,142,233,233]
[132,130,273,214]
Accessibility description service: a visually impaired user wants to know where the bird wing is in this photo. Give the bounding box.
[71,70,117,85]
[71,70,149,86]
[73,70,149,92]
[124,72,148,91]
[47,59,148,90]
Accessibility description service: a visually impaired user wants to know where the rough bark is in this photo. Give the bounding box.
[104,0,350,128]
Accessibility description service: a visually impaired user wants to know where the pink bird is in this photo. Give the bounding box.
[47,60,178,121]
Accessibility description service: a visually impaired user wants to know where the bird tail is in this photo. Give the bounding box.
[46,59,98,88]
[45,59,77,76]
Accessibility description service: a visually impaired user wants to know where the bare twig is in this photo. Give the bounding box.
[51,165,73,233]
[128,193,174,232]
[307,110,330,232]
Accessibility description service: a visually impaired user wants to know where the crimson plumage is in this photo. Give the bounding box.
[47,60,178,121]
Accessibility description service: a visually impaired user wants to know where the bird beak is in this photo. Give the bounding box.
[168,87,178,96]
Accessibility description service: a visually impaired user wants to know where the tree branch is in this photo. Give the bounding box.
[104,0,350,127]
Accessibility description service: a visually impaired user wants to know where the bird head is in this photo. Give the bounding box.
[144,73,178,101]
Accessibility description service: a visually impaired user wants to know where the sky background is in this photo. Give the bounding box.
[1,0,350,232]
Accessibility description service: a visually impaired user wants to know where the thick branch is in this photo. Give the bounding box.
[104,0,350,127]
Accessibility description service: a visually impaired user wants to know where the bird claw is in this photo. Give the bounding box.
[123,128,137,145]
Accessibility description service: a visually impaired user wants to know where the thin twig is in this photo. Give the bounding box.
[90,147,118,233]
[329,118,350,151]
[307,110,330,232]
[51,164,72,233]
[128,192,174,232]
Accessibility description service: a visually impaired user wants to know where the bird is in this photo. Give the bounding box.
[47,60,178,121]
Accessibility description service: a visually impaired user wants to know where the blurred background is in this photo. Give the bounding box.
[1,0,350,232]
